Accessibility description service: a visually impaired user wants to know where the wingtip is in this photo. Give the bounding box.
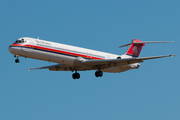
[165,41,174,43]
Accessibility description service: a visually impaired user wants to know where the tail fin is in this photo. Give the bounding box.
[119,39,173,58]
[125,39,145,57]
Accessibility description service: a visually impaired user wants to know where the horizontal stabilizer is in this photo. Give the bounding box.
[119,43,131,48]
[119,40,174,48]
[133,41,174,44]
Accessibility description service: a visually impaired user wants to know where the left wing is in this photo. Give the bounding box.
[28,55,174,71]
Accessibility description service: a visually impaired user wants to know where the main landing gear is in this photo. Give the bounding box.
[95,71,103,77]
[72,72,80,79]
[14,55,20,63]
[72,70,103,80]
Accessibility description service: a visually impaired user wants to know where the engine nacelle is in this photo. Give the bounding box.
[73,57,86,65]
[126,63,140,69]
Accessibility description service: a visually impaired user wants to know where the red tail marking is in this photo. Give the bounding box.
[126,39,145,57]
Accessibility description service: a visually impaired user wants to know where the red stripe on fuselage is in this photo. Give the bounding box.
[10,44,104,60]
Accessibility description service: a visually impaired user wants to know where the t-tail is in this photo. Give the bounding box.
[125,39,144,57]
[119,39,174,58]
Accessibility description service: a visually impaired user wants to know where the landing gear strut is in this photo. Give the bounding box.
[95,71,103,77]
[72,72,80,79]
[15,55,20,63]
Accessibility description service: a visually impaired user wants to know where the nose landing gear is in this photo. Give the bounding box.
[14,55,20,63]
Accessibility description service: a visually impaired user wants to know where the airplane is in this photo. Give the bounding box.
[9,37,175,79]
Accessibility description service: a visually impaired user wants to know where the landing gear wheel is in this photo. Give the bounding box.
[72,73,80,79]
[99,71,103,77]
[76,73,80,79]
[15,59,20,63]
[95,71,103,77]
[72,73,76,79]
[95,71,99,77]
[14,55,20,63]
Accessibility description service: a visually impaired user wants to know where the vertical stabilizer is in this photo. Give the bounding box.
[125,39,145,57]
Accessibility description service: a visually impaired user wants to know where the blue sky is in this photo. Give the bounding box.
[1,0,179,120]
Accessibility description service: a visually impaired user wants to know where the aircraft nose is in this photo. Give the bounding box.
[8,45,14,53]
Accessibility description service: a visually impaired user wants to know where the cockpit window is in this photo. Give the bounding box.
[14,39,26,44]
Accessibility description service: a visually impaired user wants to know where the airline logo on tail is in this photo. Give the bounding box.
[125,39,145,57]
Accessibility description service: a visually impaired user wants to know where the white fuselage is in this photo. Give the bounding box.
[9,37,119,63]
[9,37,138,73]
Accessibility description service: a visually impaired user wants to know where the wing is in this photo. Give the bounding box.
[80,55,174,70]
[28,55,174,71]
[28,64,65,70]
[82,55,175,66]
[28,63,94,71]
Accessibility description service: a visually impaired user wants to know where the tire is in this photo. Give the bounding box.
[95,71,99,77]
[99,71,103,77]
[76,73,80,79]
[72,73,77,79]
[15,59,19,63]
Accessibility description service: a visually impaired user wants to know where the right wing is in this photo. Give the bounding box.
[81,55,175,66]
[28,55,174,71]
